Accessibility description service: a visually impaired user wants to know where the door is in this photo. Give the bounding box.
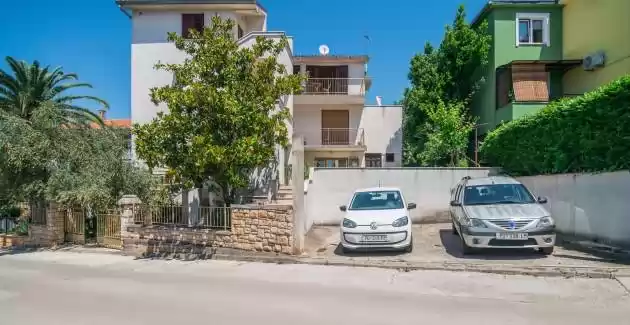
[321,110,349,145]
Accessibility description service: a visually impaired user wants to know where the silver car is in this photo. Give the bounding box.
[449,176,556,255]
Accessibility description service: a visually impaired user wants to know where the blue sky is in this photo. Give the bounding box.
[0,0,485,119]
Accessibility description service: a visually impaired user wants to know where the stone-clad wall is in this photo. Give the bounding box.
[122,205,294,257]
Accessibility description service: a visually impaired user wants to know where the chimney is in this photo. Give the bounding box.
[98,109,106,120]
[375,96,382,106]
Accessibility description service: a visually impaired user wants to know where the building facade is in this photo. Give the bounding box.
[560,0,630,95]
[471,0,629,136]
[117,0,402,188]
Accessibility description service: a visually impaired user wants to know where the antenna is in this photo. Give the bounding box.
[319,44,330,56]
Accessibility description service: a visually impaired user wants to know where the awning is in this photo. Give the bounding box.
[497,59,583,72]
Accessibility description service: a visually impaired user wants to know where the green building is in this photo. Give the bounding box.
[470,0,581,137]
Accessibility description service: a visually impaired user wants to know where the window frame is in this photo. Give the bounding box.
[182,13,205,39]
[365,153,382,168]
[516,13,550,47]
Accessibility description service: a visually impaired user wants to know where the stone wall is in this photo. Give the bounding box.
[23,203,64,248]
[122,205,295,257]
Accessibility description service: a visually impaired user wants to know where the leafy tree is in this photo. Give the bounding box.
[419,101,475,166]
[403,5,491,166]
[0,103,156,209]
[133,17,303,205]
[0,56,108,126]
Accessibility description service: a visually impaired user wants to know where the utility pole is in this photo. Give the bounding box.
[474,123,489,167]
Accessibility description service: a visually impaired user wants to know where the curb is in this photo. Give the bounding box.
[6,246,630,279]
[208,253,630,279]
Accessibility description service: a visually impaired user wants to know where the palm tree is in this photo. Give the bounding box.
[0,56,109,125]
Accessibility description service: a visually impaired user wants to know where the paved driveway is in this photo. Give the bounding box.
[305,223,630,269]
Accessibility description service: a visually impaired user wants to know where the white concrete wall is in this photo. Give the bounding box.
[359,105,402,166]
[348,63,365,95]
[517,171,630,248]
[304,167,500,231]
[131,10,267,126]
[130,8,289,187]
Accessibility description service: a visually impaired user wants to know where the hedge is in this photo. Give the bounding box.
[480,75,630,176]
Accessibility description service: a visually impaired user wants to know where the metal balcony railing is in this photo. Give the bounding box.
[301,78,365,95]
[320,128,365,146]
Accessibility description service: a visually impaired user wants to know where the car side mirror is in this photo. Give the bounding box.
[339,205,347,212]
[450,200,461,207]
[537,196,548,204]
[407,203,417,210]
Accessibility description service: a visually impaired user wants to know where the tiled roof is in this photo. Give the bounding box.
[90,119,132,129]
[294,55,369,64]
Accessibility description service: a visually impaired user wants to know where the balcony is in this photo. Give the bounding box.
[302,128,365,151]
[295,78,367,105]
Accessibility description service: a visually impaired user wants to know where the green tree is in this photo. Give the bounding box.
[133,17,303,205]
[0,56,108,125]
[419,101,475,166]
[403,5,491,166]
[0,103,156,210]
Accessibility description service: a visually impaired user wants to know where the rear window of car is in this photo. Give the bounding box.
[349,190,404,210]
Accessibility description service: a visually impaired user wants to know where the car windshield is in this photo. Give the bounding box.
[463,184,535,205]
[349,190,404,210]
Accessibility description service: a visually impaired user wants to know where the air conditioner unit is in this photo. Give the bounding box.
[582,51,606,71]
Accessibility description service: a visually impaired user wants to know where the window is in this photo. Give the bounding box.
[462,184,535,206]
[237,24,244,39]
[365,153,382,167]
[182,14,204,38]
[349,190,404,211]
[385,153,395,163]
[516,13,549,46]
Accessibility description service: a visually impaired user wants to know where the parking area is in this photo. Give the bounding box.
[304,223,629,268]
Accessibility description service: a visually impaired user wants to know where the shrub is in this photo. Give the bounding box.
[480,75,630,176]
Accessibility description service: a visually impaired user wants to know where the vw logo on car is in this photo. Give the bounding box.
[370,222,378,230]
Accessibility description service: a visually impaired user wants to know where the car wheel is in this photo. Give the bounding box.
[341,246,352,255]
[452,222,458,235]
[404,236,414,253]
[539,247,554,255]
[460,235,474,255]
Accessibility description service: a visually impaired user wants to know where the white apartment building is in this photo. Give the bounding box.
[117,0,402,187]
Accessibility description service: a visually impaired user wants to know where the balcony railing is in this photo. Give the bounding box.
[300,78,365,95]
[301,128,365,146]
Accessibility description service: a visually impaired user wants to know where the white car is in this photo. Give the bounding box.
[339,187,416,253]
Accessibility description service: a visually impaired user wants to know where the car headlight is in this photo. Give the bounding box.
[392,216,409,227]
[342,218,357,228]
[537,216,555,228]
[470,218,487,228]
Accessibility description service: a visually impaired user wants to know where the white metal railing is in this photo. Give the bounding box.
[301,128,365,146]
[301,78,365,95]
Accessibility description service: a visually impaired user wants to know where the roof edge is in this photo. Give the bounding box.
[471,1,561,27]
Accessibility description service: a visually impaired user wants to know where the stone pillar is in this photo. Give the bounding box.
[291,135,305,254]
[46,202,64,245]
[117,195,142,242]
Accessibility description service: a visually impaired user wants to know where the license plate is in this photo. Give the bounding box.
[361,235,388,242]
[496,232,528,240]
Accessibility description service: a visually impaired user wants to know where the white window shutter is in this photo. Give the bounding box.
[545,17,551,46]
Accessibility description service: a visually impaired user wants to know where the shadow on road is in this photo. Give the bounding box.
[438,229,547,261]
[555,240,630,266]
[332,243,408,258]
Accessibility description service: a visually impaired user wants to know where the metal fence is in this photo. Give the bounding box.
[29,202,47,225]
[133,205,232,230]
[96,209,122,249]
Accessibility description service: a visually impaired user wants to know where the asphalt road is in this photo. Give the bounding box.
[0,251,629,325]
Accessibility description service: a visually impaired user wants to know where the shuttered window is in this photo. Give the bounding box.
[182,14,204,38]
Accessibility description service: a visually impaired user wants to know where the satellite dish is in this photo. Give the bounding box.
[319,44,330,56]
